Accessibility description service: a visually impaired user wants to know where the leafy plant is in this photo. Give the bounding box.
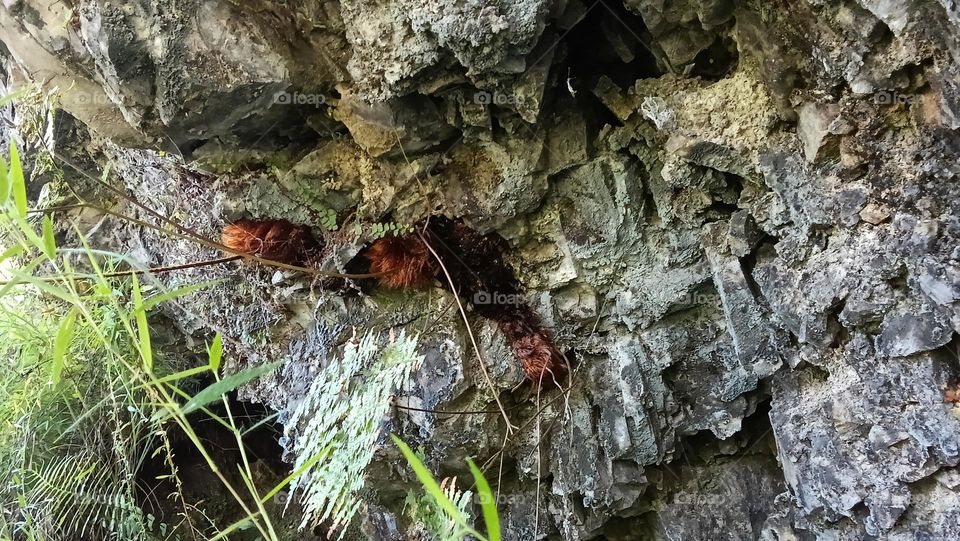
[0,141,159,540]
[404,482,474,541]
[318,208,338,231]
[283,330,424,535]
[0,139,302,540]
[392,435,501,541]
[402,444,475,541]
[20,452,147,539]
[354,220,414,241]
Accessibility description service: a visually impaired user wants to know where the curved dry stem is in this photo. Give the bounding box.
[416,230,517,435]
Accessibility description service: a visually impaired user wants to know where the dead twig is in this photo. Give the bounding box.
[417,230,518,435]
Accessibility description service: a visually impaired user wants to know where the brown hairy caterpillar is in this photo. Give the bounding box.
[221,219,321,267]
[221,216,568,387]
[363,217,568,387]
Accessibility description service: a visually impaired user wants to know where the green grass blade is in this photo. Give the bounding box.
[16,217,44,253]
[153,361,281,422]
[41,214,56,259]
[260,445,331,504]
[391,434,486,541]
[6,266,77,303]
[59,395,112,437]
[240,411,280,437]
[207,517,255,541]
[9,141,27,218]
[141,365,210,387]
[0,88,27,107]
[0,243,23,263]
[51,307,77,385]
[467,458,501,541]
[131,274,153,371]
[208,333,223,372]
[141,279,221,311]
[2,143,44,249]
[0,252,40,297]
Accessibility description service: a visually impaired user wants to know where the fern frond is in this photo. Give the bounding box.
[405,479,474,541]
[283,330,423,535]
[24,452,146,540]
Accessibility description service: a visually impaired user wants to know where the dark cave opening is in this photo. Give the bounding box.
[136,392,291,538]
[689,34,740,80]
[939,335,960,393]
[535,0,664,136]
[680,397,775,455]
[561,0,662,89]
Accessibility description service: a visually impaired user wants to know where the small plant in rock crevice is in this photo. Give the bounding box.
[392,435,501,541]
[0,140,308,540]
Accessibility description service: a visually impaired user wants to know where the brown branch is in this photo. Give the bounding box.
[27,203,90,214]
[26,196,383,280]
[48,153,386,278]
[99,255,243,278]
[0,255,244,286]
[390,399,516,417]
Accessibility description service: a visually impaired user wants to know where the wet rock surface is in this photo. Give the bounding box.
[4,0,960,539]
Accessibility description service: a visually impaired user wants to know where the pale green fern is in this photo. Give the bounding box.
[404,482,474,541]
[283,330,423,534]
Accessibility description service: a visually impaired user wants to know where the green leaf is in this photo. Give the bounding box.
[10,141,27,218]
[153,361,281,422]
[141,365,210,387]
[0,88,27,107]
[5,264,76,303]
[51,308,77,385]
[41,214,56,259]
[3,143,43,249]
[207,517,255,541]
[0,243,24,263]
[391,434,486,541]
[208,333,223,372]
[131,274,153,371]
[240,411,280,437]
[468,458,501,541]
[320,208,338,230]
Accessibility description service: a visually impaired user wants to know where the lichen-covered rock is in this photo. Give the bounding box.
[770,338,960,537]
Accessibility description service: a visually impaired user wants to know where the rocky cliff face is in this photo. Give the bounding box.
[3,0,960,539]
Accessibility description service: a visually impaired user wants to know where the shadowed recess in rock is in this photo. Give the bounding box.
[219,216,568,386]
[362,216,568,387]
